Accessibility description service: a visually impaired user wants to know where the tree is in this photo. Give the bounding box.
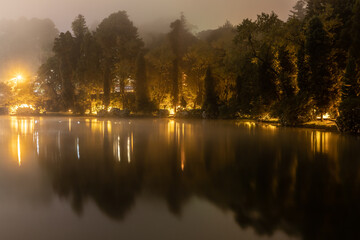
[202,66,218,117]
[342,56,359,99]
[306,17,332,120]
[278,46,296,99]
[0,82,11,107]
[235,58,258,115]
[290,0,308,20]
[337,0,360,133]
[71,14,90,85]
[96,11,143,108]
[168,14,197,111]
[72,15,88,40]
[53,31,76,110]
[296,42,310,94]
[234,13,283,115]
[146,38,173,109]
[337,56,360,133]
[257,43,279,107]
[36,56,63,111]
[341,0,360,98]
[135,51,151,111]
[183,42,214,108]
[306,0,327,17]
[71,15,93,113]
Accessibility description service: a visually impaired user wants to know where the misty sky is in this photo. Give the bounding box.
[1,0,297,32]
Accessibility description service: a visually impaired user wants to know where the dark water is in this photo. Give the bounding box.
[0,116,359,240]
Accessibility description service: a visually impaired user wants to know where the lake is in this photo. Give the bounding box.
[0,116,359,240]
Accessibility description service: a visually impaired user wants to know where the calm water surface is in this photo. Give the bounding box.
[0,116,359,240]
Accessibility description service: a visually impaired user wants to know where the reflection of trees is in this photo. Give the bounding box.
[35,119,360,239]
[195,125,360,240]
[38,121,143,220]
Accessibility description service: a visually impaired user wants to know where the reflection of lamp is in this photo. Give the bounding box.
[17,134,21,166]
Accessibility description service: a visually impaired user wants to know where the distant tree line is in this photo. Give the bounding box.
[34,0,360,133]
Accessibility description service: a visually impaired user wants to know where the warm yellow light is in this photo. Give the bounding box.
[17,134,21,166]
[16,75,23,81]
[9,104,35,115]
[316,113,331,120]
[323,113,330,120]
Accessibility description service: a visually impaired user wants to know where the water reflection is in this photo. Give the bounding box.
[1,117,360,239]
[17,134,21,166]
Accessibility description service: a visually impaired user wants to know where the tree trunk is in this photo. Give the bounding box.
[103,66,110,108]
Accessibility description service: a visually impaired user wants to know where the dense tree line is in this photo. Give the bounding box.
[34,1,360,133]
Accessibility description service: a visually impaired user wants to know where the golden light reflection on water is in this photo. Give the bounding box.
[107,121,112,134]
[11,117,35,135]
[168,120,175,144]
[116,136,121,162]
[239,121,256,129]
[5,117,343,175]
[236,121,340,161]
[181,134,185,171]
[311,131,329,154]
[164,120,188,171]
[17,134,21,166]
[127,136,130,163]
[10,117,38,167]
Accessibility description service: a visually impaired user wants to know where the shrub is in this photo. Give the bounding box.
[274,94,313,126]
[336,97,360,134]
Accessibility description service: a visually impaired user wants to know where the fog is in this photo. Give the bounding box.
[1,0,296,32]
[0,0,296,81]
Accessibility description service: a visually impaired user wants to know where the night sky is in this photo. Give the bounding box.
[1,0,297,31]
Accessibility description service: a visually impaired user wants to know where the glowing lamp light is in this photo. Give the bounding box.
[317,113,331,120]
[9,104,35,115]
[323,113,330,120]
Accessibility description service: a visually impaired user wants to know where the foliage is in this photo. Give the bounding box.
[274,93,314,125]
[306,16,334,118]
[202,67,218,117]
[96,11,143,107]
[53,31,76,109]
[337,97,360,133]
[168,14,198,110]
[135,51,151,112]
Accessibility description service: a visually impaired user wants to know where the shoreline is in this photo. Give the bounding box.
[1,113,341,133]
